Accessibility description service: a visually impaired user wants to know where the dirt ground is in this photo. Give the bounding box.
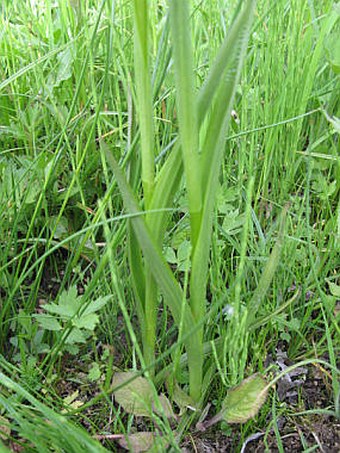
[181,357,339,452]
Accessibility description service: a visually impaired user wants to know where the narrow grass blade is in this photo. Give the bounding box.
[149,142,183,242]
[0,372,108,453]
[127,225,146,316]
[133,0,155,206]
[246,204,289,327]
[169,0,202,244]
[198,0,255,125]
[132,0,158,371]
[0,40,78,92]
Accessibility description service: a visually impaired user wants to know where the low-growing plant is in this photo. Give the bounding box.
[103,0,278,424]
[7,286,110,365]
[33,286,110,355]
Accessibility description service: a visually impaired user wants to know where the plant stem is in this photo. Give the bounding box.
[133,0,158,373]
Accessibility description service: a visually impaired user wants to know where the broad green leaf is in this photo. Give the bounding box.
[33,314,62,331]
[46,47,75,92]
[221,373,268,423]
[164,247,177,264]
[112,372,154,416]
[177,240,191,263]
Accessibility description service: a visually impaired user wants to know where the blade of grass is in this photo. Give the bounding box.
[197,0,255,125]
[133,0,155,206]
[132,0,158,371]
[246,203,289,328]
[0,372,108,452]
[169,0,202,246]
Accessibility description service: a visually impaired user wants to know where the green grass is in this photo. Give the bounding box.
[0,0,339,451]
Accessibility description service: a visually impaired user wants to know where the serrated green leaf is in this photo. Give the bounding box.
[82,296,111,315]
[44,286,82,319]
[59,286,80,308]
[288,318,300,331]
[221,374,268,424]
[328,281,340,298]
[43,302,78,319]
[112,372,154,416]
[65,344,79,355]
[88,363,101,382]
[72,313,99,331]
[65,328,86,345]
[17,310,33,334]
[33,314,62,331]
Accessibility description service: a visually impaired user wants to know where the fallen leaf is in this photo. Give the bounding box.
[112,372,154,416]
[118,432,155,452]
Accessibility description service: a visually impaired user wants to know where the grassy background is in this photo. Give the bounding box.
[0,0,339,451]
